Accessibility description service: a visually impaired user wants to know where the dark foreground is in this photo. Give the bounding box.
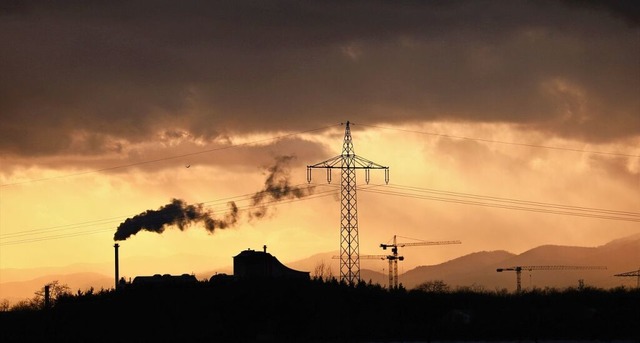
[1,279,638,343]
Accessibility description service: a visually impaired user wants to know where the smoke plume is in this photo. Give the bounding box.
[113,155,313,241]
[113,199,238,241]
[249,155,315,219]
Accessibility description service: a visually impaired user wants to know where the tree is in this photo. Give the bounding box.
[0,299,9,312]
[415,279,450,293]
[32,280,71,309]
[312,260,334,281]
[10,299,39,311]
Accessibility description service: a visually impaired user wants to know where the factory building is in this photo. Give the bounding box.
[114,243,309,288]
[132,273,198,286]
[233,245,309,280]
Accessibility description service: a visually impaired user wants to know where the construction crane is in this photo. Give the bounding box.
[496,265,608,293]
[380,235,462,289]
[332,254,403,289]
[614,268,640,288]
[307,121,389,285]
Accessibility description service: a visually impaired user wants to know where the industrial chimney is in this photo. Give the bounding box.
[114,243,120,290]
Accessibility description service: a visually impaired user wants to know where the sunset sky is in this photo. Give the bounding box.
[1,1,638,282]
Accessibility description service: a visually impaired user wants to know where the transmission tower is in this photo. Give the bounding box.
[307,121,389,285]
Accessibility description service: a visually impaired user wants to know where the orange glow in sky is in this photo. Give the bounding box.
[0,1,638,297]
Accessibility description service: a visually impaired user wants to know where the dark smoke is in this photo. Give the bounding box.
[249,155,315,219]
[113,199,238,241]
[113,155,313,241]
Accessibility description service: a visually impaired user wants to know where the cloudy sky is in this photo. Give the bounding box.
[1,0,638,280]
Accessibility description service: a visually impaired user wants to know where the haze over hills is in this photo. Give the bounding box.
[284,233,640,291]
[1,234,638,306]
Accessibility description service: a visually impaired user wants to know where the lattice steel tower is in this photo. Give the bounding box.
[307,121,389,285]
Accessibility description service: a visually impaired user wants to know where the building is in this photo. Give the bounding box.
[233,245,310,280]
[131,273,198,286]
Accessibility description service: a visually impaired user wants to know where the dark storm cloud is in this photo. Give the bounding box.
[1,0,638,158]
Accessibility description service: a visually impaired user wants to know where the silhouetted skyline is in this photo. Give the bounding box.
[1,1,638,298]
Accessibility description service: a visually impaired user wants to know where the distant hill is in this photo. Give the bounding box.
[399,234,639,291]
[2,234,639,306]
[284,234,639,291]
[400,250,517,290]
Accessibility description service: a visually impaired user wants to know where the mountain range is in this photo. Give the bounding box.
[287,233,640,291]
[1,233,638,306]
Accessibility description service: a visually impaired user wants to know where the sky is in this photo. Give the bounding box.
[1,0,638,281]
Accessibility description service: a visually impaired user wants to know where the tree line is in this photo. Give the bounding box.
[1,276,638,342]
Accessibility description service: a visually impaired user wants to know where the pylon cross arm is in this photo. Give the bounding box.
[306,154,388,170]
[351,155,388,169]
[307,155,344,168]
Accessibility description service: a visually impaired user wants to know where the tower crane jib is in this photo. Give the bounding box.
[614,268,640,288]
[380,235,462,289]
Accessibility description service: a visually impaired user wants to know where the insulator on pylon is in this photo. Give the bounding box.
[365,169,370,184]
[307,167,312,183]
[326,168,332,184]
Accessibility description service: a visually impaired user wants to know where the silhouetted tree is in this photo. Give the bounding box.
[32,280,71,309]
[312,260,334,281]
[455,282,486,293]
[415,279,450,293]
[0,299,10,312]
[8,298,39,311]
[2,278,638,342]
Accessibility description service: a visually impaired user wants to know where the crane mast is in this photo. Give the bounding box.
[496,265,607,293]
[333,254,403,289]
[380,235,462,289]
[307,121,389,285]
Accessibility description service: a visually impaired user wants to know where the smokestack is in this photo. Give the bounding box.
[114,243,119,290]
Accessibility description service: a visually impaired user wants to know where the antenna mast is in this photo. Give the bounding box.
[307,121,389,285]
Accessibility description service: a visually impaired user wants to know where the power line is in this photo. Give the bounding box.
[0,227,115,246]
[0,184,338,246]
[3,182,638,246]
[383,184,640,217]
[354,123,640,158]
[359,184,640,223]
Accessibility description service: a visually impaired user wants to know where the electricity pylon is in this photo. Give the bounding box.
[307,121,389,285]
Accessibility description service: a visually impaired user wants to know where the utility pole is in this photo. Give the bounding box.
[308,121,389,285]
